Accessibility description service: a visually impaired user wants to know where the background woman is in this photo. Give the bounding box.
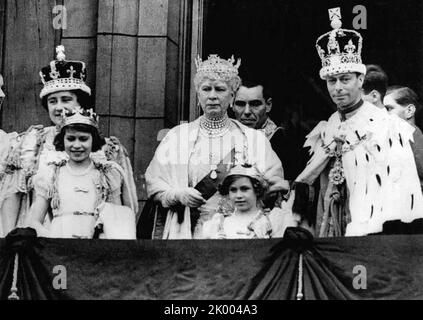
[0,46,138,236]
[201,164,298,239]
[27,108,135,239]
[145,54,287,239]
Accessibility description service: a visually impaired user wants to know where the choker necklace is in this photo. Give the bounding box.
[200,114,230,132]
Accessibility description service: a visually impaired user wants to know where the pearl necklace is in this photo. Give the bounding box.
[200,114,231,137]
[198,114,231,180]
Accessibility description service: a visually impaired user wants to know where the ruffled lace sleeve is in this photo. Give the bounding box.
[107,163,124,199]
[93,135,138,215]
[95,161,124,203]
[32,163,55,200]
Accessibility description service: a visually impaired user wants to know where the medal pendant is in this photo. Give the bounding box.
[328,157,345,185]
[210,170,217,180]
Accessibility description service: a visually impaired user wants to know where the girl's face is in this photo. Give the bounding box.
[228,177,258,213]
[64,128,93,165]
[47,91,80,125]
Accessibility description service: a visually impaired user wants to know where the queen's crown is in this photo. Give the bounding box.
[195,54,241,80]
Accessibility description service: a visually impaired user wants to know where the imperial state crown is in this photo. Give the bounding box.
[315,7,366,79]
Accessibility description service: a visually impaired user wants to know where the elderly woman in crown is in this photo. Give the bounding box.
[144,54,287,239]
[0,45,138,237]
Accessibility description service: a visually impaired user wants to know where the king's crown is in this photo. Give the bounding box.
[315,7,366,79]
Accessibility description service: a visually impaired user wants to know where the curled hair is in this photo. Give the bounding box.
[386,86,422,112]
[41,89,93,111]
[219,174,268,200]
[194,74,241,94]
[54,123,106,153]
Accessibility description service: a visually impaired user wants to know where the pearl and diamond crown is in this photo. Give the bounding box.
[315,7,366,79]
[59,106,99,129]
[39,45,91,98]
[195,54,241,82]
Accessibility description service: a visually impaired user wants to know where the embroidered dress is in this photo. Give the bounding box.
[297,101,423,236]
[200,207,297,239]
[145,116,284,239]
[33,155,124,239]
[0,125,138,232]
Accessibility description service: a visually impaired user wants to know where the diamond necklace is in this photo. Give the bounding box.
[200,114,231,137]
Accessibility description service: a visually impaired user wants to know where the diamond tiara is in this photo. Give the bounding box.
[195,54,241,81]
[60,107,99,129]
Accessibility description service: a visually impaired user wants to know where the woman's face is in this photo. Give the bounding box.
[64,128,93,165]
[197,78,233,118]
[47,91,80,125]
[383,93,408,120]
[228,177,258,213]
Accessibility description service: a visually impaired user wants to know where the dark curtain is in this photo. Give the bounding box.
[1,228,423,300]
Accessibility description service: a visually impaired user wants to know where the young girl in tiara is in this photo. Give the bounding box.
[200,164,299,239]
[26,108,135,239]
[0,46,138,237]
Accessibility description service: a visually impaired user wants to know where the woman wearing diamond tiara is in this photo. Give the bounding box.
[145,54,287,239]
[0,45,138,236]
[26,108,136,239]
[200,164,298,239]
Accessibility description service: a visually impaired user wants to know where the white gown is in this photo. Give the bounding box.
[145,117,284,239]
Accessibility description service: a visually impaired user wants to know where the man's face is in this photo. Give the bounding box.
[233,85,271,129]
[0,75,5,111]
[326,73,364,110]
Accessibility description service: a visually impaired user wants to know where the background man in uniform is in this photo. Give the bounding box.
[232,79,307,181]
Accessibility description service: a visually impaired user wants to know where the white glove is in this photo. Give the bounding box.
[174,187,206,208]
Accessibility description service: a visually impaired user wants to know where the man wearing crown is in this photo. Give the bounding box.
[0,46,138,236]
[295,8,423,237]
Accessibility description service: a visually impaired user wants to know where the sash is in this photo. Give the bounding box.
[136,148,236,239]
[178,148,236,226]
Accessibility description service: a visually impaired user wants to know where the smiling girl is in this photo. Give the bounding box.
[26,108,135,239]
[0,46,138,237]
[200,164,298,239]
